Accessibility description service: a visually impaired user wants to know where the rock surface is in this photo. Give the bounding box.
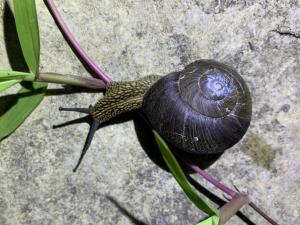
[0,0,299,224]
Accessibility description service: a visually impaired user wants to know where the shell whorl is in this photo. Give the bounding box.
[143,60,252,154]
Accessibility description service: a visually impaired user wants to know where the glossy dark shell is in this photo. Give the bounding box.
[142,60,252,154]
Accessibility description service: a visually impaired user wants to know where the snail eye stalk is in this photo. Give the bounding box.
[57,106,99,172]
[73,120,100,172]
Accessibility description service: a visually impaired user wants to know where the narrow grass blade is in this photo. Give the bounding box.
[196,215,219,225]
[0,70,35,81]
[0,80,21,92]
[13,0,40,74]
[0,82,47,140]
[153,130,219,216]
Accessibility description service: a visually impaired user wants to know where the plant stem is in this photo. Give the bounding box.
[188,161,236,197]
[249,202,280,225]
[38,72,106,90]
[44,0,112,84]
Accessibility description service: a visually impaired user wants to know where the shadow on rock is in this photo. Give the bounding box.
[106,195,148,225]
[3,2,28,72]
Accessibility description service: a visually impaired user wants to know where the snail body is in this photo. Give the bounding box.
[60,59,252,171]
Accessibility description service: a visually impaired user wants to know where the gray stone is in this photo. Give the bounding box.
[0,0,299,224]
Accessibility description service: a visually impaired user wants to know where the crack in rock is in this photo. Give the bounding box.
[271,29,300,39]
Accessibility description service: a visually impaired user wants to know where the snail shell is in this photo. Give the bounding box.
[142,60,252,154]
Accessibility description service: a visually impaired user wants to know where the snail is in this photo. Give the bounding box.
[59,59,252,172]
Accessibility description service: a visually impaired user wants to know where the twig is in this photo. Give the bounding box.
[249,202,280,225]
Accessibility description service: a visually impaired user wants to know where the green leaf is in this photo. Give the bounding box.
[0,70,35,81]
[153,130,219,216]
[196,215,219,225]
[0,80,21,92]
[0,82,47,140]
[13,0,40,74]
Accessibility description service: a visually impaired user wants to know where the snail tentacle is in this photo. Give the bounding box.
[73,120,100,172]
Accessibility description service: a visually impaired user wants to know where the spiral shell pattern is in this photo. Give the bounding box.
[143,60,252,154]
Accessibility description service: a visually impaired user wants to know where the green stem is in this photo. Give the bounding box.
[37,72,106,90]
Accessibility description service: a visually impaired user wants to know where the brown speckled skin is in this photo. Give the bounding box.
[92,75,160,123]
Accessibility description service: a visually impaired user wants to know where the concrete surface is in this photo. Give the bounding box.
[0,0,299,224]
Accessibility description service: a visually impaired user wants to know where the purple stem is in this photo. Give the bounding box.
[188,161,236,198]
[44,0,112,84]
[249,202,280,225]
